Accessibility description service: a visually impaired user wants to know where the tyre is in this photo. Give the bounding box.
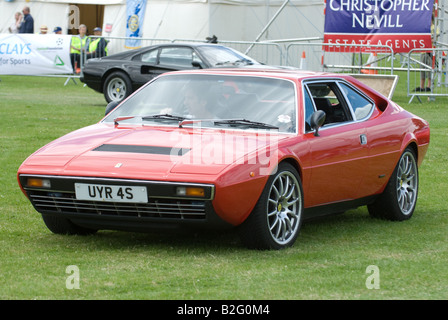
[42,214,97,235]
[368,147,419,221]
[239,163,304,250]
[103,71,133,103]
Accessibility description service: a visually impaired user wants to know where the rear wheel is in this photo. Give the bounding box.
[103,71,132,103]
[368,147,419,221]
[42,214,97,235]
[239,163,303,250]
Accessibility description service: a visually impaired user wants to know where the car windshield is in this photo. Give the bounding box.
[197,45,259,66]
[103,74,297,133]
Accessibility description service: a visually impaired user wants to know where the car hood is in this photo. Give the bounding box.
[19,123,286,182]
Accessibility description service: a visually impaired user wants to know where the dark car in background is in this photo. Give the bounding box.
[81,43,260,103]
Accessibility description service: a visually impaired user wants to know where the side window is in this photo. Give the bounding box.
[306,82,352,125]
[141,49,158,64]
[339,83,374,120]
[159,47,194,68]
[303,87,315,132]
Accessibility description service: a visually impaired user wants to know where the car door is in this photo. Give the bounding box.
[129,46,204,87]
[338,82,402,197]
[303,80,370,207]
[127,48,159,86]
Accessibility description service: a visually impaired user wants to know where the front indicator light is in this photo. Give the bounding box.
[27,178,51,188]
[176,187,205,197]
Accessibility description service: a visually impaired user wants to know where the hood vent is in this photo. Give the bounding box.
[93,144,190,156]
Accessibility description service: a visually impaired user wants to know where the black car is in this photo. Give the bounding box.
[81,43,260,103]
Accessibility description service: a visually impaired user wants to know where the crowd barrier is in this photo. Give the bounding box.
[406,47,448,103]
[4,33,448,103]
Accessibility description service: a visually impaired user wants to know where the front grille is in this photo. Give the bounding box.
[28,191,206,220]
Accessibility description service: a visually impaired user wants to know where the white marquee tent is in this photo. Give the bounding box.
[0,0,324,42]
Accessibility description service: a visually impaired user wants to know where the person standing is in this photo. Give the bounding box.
[70,24,90,73]
[19,6,34,34]
[8,12,23,34]
[86,27,108,59]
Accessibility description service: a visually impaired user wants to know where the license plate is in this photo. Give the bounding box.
[75,183,148,203]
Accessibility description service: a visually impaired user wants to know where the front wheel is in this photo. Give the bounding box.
[103,71,133,103]
[239,163,304,250]
[368,147,419,221]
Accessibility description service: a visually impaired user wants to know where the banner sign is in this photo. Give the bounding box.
[323,0,434,53]
[0,34,72,75]
[125,0,147,49]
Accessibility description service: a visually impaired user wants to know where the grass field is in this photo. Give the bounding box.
[0,74,447,300]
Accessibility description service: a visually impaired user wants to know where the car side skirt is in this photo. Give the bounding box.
[303,195,378,220]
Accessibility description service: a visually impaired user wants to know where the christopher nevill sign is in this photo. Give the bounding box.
[324,0,434,52]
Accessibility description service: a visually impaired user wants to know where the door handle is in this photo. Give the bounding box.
[360,134,367,145]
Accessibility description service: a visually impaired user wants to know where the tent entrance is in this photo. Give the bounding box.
[69,4,104,35]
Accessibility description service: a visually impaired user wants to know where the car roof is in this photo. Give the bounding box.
[160,67,341,81]
[135,42,235,53]
[102,42,232,60]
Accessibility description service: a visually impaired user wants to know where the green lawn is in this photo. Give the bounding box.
[0,74,446,300]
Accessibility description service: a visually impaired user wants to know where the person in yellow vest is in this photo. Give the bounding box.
[70,24,89,74]
[86,27,108,59]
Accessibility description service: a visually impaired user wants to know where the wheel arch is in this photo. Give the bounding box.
[400,134,419,165]
[278,156,303,181]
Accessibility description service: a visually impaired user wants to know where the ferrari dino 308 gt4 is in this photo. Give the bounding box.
[18,68,430,249]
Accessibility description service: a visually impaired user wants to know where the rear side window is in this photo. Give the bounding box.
[141,49,158,64]
[159,47,194,68]
[339,83,374,120]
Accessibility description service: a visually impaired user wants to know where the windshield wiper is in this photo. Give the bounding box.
[215,59,253,67]
[142,114,186,121]
[114,114,186,125]
[235,58,254,65]
[214,119,278,130]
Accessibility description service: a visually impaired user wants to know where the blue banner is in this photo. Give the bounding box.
[125,0,147,49]
[324,0,434,52]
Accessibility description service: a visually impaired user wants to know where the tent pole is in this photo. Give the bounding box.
[245,0,290,55]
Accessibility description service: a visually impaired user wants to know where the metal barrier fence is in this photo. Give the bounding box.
[172,38,284,66]
[75,36,283,71]
[50,35,448,103]
[67,36,284,84]
[406,47,448,103]
[285,43,395,75]
[76,36,395,75]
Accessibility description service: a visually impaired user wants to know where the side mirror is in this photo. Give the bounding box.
[192,61,203,69]
[310,110,326,137]
[105,100,120,116]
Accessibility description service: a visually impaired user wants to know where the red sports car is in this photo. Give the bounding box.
[17,68,430,250]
